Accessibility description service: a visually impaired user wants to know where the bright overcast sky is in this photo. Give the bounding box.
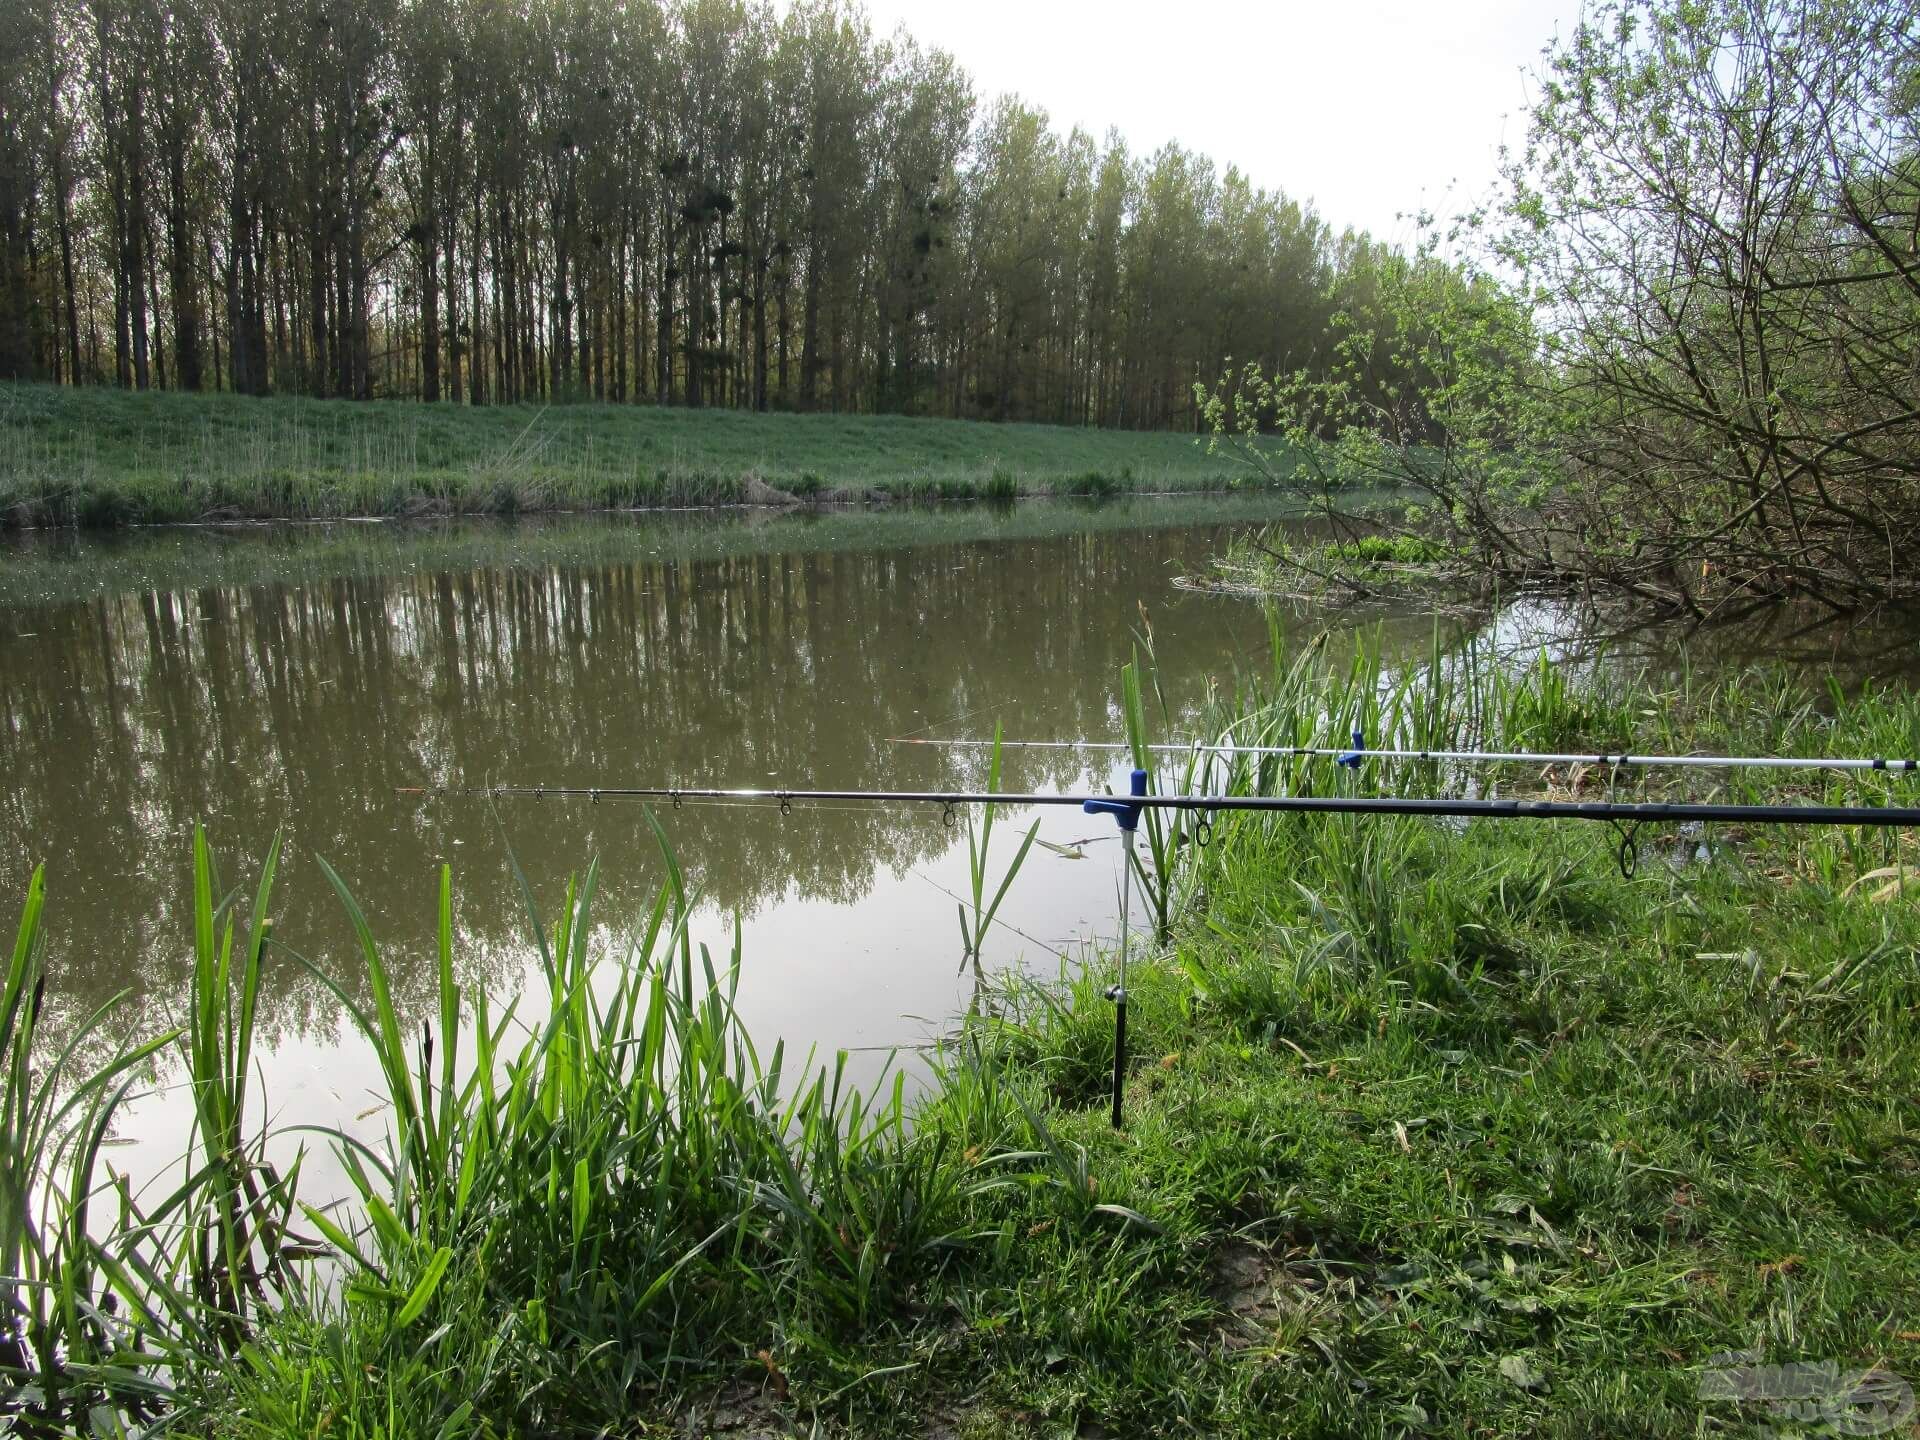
[836,0,1587,244]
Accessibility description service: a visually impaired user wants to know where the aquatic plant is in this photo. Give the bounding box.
[1118,654,1197,947]
[2,866,183,1426]
[957,724,1040,965]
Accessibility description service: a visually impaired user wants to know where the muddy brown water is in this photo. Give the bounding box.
[0,495,1903,1195]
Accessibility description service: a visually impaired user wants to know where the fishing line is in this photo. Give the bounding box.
[909,868,1062,956]
[887,696,1030,743]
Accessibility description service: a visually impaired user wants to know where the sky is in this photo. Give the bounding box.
[836,0,1587,244]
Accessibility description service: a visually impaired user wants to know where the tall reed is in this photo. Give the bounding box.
[3,818,1058,1433]
[2,865,182,1427]
[956,723,1040,964]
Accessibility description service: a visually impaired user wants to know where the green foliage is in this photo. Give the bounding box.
[1201,0,1920,616]
[0,835,283,1428]
[1050,469,1120,498]
[1194,249,1563,593]
[1327,534,1453,566]
[957,724,1040,963]
[1119,644,1208,948]
[1498,0,1920,611]
[2,818,1137,1433]
[1200,530,1469,600]
[6,644,1920,1435]
[2,0,1412,440]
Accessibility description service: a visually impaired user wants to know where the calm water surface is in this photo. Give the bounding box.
[8,495,1915,1201]
[6,496,1484,1196]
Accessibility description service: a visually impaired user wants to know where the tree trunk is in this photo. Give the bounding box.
[0,170,30,380]
[421,248,441,401]
[126,84,150,391]
[350,217,371,399]
[167,141,202,390]
[469,179,485,404]
[612,231,627,403]
[684,219,703,409]
[497,199,517,402]
[578,274,591,397]
[443,191,460,404]
[753,252,768,412]
[550,251,570,398]
[333,224,353,397]
[209,232,223,388]
[777,277,789,402]
[51,138,81,383]
[800,224,821,409]
[656,215,673,404]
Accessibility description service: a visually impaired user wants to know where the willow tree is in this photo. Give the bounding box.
[1203,0,1920,616]
[1508,0,1920,611]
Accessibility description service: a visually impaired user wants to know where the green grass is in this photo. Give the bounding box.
[5,638,1919,1435]
[0,383,1305,529]
[1187,528,1472,602]
[1326,534,1454,566]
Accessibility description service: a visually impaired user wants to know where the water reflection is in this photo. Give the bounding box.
[2,502,1457,1060]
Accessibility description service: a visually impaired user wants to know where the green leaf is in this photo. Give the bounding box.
[1498,1353,1547,1391]
[394,1245,453,1327]
[345,1276,406,1308]
[1092,1203,1164,1235]
[571,1156,592,1249]
[299,1202,385,1282]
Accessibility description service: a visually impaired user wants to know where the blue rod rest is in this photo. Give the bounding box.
[1336,728,1366,769]
[1083,767,1148,830]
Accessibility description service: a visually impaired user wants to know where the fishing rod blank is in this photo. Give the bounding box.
[404,783,1920,828]
[889,735,1920,774]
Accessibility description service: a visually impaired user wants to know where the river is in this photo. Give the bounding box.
[1,495,1905,1199]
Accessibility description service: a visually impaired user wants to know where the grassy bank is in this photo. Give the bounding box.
[1179,525,1480,609]
[0,383,1297,528]
[7,642,1919,1436]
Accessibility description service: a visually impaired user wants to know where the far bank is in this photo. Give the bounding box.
[0,383,1300,529]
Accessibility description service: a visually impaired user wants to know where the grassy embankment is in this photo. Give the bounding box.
[7,640,1919,1437]
[0,382,1295,528]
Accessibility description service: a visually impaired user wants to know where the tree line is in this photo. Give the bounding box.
[0,0,1415,428]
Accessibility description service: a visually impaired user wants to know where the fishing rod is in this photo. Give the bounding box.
[404,777,1920,1127]
[403,782,1920,828]
[889,734,1920,774]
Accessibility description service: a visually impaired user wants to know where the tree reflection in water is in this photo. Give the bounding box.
[1,503,1460,1067]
